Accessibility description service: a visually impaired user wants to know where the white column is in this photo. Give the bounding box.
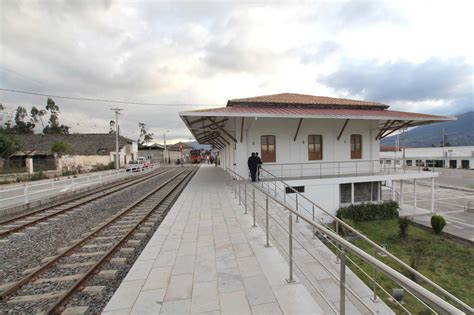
[413,179,417,210]
[351,182,355,204]
[26,157,34,174]
[378,181,382,203]
[431,177,435,213]
[399,180,403,210]
[391,180,395,201]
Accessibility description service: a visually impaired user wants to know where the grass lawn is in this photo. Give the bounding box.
[343,219,473,314]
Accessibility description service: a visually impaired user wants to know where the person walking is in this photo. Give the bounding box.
[247,153,258,182]
[255,152,262,181]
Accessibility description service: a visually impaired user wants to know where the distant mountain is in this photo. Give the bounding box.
[186,141,212,150]
[381,111,474,147]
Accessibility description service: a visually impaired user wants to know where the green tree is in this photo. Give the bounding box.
[0,134,20,168]
[51,141,68,156]
[30,106,47,129]
[109,120,116,134]
[138,122,153,145]
[13,106,35,134]
[43,98,70,134]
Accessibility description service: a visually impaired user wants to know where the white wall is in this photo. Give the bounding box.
[380,146,474,169]
[231,117,380,178]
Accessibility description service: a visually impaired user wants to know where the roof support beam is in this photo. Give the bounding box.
[379,120,414,139]
[187,116,211,126]
[189,118,228,131]
[207,118,237,143]
[197,132,219,143]
[293,118,303,142]
[337,119,349,141]
[198,132,230,146]
[375,120,395,140]
[240,117,245,143]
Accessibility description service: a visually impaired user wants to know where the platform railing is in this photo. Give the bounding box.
[227,168,469,315]
[262,159,423,178]
[256,167,471,314]
[0,163,160,210]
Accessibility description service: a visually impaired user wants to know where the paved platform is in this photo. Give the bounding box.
[384,182,474,242]
[103,165,324,314]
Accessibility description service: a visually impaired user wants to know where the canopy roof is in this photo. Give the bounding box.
[179,93,456,149]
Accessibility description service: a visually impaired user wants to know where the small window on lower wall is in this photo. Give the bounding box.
[285,186,305,193]
[340,183,352,204]
[340,181,380,204]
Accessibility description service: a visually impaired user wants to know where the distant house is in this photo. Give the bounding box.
[7,133,137,172]
[166,142,192,163]
[138,143,165,163]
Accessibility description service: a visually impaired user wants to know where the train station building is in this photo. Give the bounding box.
[180,93,455,218]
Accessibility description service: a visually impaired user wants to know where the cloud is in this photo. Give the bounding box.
[300,41,341,64]
[320,57,473,111]
[0,0,472,143]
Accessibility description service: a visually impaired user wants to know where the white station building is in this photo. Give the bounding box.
[380,145,474,169]
[180,93,455,220]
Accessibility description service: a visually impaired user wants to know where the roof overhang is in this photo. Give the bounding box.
[180,107,456,146]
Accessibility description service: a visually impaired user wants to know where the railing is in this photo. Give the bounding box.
[0,164,160,210]
[227,167,470,314]
[262,159,423,178]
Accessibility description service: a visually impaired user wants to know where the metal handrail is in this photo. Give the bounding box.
[261,159,423,178]
[227,168,465,314]
[0,164,160,209]
[257,167,472,314]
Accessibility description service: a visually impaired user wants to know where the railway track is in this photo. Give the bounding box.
[0,166,198,314]
[0,167,174,237]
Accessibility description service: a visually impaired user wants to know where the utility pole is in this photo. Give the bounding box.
[442,128,445,169]
[111,108,123,170]
[402,127,406,171]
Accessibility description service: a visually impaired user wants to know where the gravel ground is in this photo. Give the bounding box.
[0,167,183,286]
[66,168,196,314]
[0,167,196,314]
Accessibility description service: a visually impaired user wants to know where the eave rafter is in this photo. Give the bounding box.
[379,120,414,139]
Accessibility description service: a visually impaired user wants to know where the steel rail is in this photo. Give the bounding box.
[0,167,167,226]
[0,168,173,237]
[258,167,473,314]
[46,167,198,314]
[228,169,464,314]
[0,168,190,300]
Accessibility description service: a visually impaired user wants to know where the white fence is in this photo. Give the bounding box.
[0,165,159,210]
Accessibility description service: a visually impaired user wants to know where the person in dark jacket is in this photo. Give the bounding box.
[255,152,262,181]
[247,153,258,182]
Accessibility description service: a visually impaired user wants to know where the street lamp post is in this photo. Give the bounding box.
[163,130,170,164]
[111,108,123,170]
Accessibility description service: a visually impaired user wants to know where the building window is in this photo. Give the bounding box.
[285,186,305,194]
[261,135,276,162]
[340,184,352,204]
[340,181,380,204]
[406,160,413,166]
[350,134,362,159]
[308,135,323,160]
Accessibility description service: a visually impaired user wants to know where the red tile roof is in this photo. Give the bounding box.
[227,93,388,109]
[188,105,451,121]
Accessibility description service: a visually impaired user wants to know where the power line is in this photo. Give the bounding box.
[0,87,222,107]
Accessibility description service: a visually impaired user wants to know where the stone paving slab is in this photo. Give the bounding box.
[103,165,324,314]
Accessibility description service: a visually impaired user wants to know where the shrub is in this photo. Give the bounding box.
[431,215,446,235]
[30,171,47,181]
[51,141,68,156]
[336,201,399,222]
[398,216,411,238]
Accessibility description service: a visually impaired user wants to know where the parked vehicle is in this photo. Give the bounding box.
[126,160,144,172]
[137,157,150,168]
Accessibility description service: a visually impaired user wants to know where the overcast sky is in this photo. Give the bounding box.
[0,0,472,143]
